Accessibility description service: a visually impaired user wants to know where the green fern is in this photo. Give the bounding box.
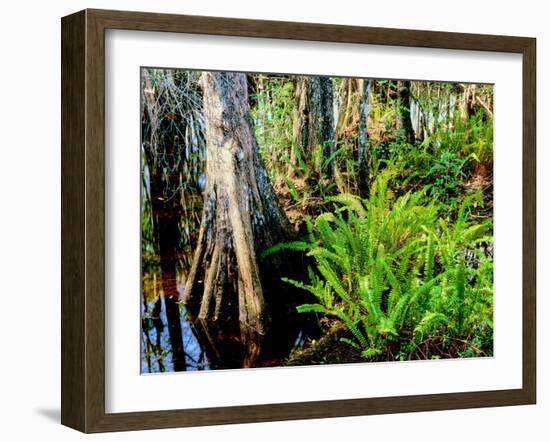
[268,171,493,360]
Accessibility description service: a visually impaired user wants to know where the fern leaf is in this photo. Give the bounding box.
[261,241,309,258]
[334,308,368,348]
[327,193,367,217]
[296,303,329,314]
[414,312,449,340]
[424,232,435,280]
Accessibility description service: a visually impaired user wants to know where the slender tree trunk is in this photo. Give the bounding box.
[318,77,335,162]
[289,76,334,178]
[357,79,371,198]
[398,80,415,144]
[334,78,368,192]
[289,77,308,177]
[183,72,294,339]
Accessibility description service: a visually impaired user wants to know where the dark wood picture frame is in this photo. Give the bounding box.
[61,8,536,433]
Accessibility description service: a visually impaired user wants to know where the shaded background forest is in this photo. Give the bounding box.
[140,68,494,373]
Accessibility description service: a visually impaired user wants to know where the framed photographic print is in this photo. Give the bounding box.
[61,9,536,433]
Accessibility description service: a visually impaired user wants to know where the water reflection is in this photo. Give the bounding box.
[141,274,209,373]
[140,272,308,373]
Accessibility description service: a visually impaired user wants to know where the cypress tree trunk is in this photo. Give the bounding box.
[318,77,335,162]
[398,80,415,144]
[289,76,334,177]
[183,72,294,338]
[290,76,309,175]
[357,79,371,198]
[334,78,370,193]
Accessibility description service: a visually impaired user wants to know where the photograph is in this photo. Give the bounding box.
[140,68,494,373]
[1,0,543,438]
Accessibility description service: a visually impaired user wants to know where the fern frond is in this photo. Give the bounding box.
[333,308,368,348]
[261,241,309,258]
[455,259,466,332]
[340,337,360,349]
[327,193,367,217]
[296,303,329,314]
[424,232,435,280]
[414,312,449,340]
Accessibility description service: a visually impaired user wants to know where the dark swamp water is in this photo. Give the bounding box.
[140,273,308,373]
[141,274,208,373]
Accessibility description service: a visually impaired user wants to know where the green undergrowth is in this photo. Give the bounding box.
[263,171,493,361]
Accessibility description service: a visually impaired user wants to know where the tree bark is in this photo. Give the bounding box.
[183,72,294,339]
[333,78,369,193]
[357,79,371,198]
[289,76,334,177]
[398,80,415,144]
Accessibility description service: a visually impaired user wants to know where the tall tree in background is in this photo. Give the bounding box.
[289,76,334,177]
[183,72,294,339]
[398,80,415,144]
[357,79,371,198]
[333,78,372,195]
